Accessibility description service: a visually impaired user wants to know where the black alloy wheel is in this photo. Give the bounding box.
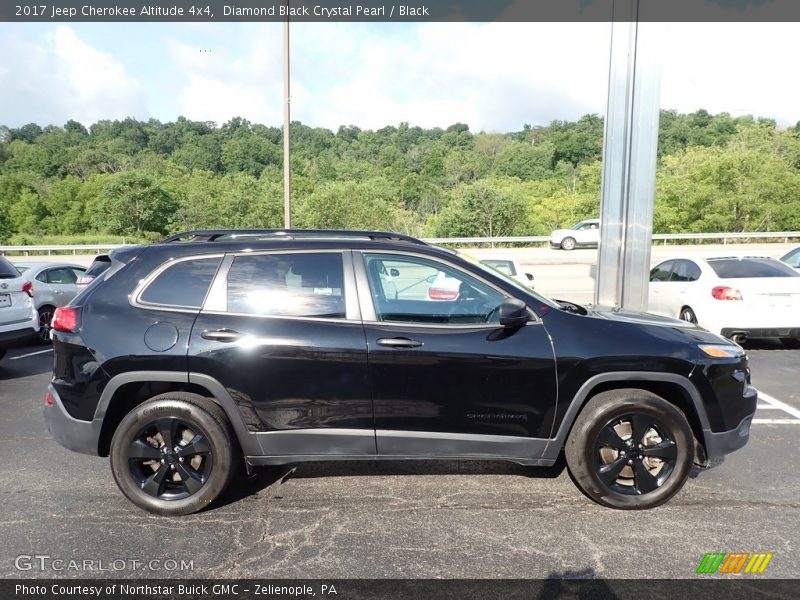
[37,306,55,344]
[565,389,694,509]
[593,413,677,496]
[110,393,237,515]
[127,417,213,501]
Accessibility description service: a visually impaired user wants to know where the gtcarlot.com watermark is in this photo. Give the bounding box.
[14,554,194,572]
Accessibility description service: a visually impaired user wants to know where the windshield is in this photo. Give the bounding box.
[457,250,558,309]
[707,258,799,279]
[0,256,20,279]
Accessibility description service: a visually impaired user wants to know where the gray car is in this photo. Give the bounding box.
[14,263,86,343]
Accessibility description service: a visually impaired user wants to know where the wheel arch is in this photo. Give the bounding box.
[547,372,711,464]
[95,371,260,457]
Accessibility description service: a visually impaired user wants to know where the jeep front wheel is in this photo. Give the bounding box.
[565,389,694,509]
[109,393,236,516]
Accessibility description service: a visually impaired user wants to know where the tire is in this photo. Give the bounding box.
[37,306,56,344]
[561,237,577,251]
[109,392,238,516]
[780,338,800,349]
[679,306,697,324]
[565,389,694,510]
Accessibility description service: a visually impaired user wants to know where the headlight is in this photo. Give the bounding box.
[699,344,744,358]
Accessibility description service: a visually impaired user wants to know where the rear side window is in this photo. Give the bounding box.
[47,268,77,284]
[140,257,222,308]
[85,255,112,277]
[707,258,799,279]
[482,260,516,276]
[0,256,18,279]
[650,261,674,282]
[670,260,701,282]
[782,248,800,268]
[226,253,345,319]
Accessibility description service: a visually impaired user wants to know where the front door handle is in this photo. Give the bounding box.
[201,329,242,342]
[377,337,423,348]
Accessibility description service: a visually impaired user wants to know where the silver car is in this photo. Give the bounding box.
[13,263,86,343]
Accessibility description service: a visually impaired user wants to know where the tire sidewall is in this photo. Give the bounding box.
[110,399,233,515]
[570,397,693,510]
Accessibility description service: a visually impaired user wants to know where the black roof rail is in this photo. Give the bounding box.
[159,229,428,245]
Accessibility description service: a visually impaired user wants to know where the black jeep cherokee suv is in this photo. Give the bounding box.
[44,230,757,515]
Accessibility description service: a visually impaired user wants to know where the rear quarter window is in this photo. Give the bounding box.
[707,258,799,279]
[139,257,223,309]
[0,256,18,278]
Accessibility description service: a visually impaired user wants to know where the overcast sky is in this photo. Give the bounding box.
[1,22,799,131]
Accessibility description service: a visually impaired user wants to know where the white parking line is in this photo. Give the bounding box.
[9,348,53,360]
[753,390,800,425]
[758,391,800,420]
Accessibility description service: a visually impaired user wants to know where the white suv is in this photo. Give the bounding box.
[549,219,600,250]
[0,256,39,360]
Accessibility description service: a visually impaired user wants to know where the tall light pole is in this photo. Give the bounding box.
[282,7,291,228]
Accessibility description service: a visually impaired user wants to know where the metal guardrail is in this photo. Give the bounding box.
[1,231,798,254]
[0,244,129,255]
[423,231,800,246]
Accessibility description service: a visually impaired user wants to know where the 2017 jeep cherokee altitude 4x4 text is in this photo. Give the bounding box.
[44,230,757,515]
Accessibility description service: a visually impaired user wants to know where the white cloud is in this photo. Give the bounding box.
[167,25,283,126]
[2,22,800,132]
[291,22,613,131]
[0,25,145,127]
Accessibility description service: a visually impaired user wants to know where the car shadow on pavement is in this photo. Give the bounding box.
[0,352,52,379]
[214,455,569,510]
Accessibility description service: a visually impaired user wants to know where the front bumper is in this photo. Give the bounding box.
[43,384,101,456]
[701,414,754,467]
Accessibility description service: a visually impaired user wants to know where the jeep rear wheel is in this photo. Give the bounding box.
[565,389,694,509]
[110,393,237,516]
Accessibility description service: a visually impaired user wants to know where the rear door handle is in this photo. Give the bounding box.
[201,329,242,342]
[377,337,423,348]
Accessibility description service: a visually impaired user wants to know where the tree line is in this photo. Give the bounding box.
[0,109,798,244]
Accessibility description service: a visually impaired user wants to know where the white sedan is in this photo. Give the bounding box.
[549,219,600,250]
[648,255,800,347]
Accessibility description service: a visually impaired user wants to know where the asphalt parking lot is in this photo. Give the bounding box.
[1,340,798,580]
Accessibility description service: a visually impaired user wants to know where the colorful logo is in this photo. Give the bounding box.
[696,552,773,574]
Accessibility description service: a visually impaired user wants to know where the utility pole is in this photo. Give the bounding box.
[282,7,291,228]
[595,0,661,311]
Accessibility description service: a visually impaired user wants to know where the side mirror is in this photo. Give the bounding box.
[525,273,534,281]
[389,268,400,277]
[499,298,530,328]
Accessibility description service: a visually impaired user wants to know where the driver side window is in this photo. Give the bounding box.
[364,253,505,325]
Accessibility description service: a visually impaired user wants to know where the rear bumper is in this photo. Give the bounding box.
[721,327,800,340]
[43,384,101,456]
[0,326,38,349]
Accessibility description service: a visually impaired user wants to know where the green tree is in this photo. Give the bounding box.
[99,171,176,235]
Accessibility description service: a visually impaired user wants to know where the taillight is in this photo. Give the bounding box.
[22,281,33,297]
[711,286,743,301]
[428,288,459,301]
[51,306,80,332]
[44,392,54,407]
